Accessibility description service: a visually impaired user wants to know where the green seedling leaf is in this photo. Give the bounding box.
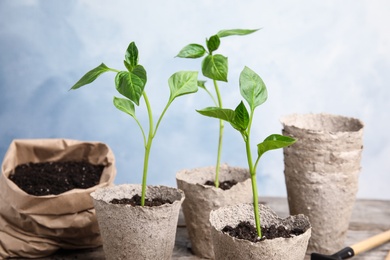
[115,65,147,106]
[197,107,235,123]
[207,35,221,53]
[70,63,110,90]
[240,66,267,110]
[197,80,207,89]
[257,134,296,158]
[176,44,206,58]
[132,65,147,85]
[124,60,132,72]
[232,101,249,131]
[202,54,228,82]
[168,71,199,103]
[197,106,248,132]
[113,96,136,118]
[217,28,259,38]
[125,42,138,68]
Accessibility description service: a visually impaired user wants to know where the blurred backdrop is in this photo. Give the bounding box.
[1,0,389,199]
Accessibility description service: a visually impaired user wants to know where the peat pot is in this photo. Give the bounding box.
[91,184,184,260]
[281,113,364,254]
[176,164,252,258]
[210,203,311,260]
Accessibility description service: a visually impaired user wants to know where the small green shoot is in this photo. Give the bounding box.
[197,66,296,238]
[176,28,259,188]
[71,41,198,206]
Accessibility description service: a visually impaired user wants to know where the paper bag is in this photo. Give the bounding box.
[0,139,116,258]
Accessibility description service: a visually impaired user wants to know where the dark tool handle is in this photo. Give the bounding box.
[333,247,355,259]
[311,247,354,259]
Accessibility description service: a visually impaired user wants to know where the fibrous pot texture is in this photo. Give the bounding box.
[281,113,363,152]
[176,164,252,258]
[210,203,311,260]
[280,113,364,254]
[91,184,184,260]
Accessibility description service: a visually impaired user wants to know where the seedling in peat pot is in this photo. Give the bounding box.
[197,66,296,238]
[176,28,258,188]
[70,41,198,206]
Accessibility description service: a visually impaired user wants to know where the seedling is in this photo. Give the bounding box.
[197,66,296,238]
[176,28,258,188]
[70,41,198,206]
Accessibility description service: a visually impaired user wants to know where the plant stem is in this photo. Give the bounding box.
[153,101,171,138]
[244,135,262,238]
[140,92,174,206]
[203,87,218,106]
[141,92,154,206]
[214,79,224,188]
[134,118,147,147]
[250,170,261,238]
[108,68,121,73]
[244,108,262,238]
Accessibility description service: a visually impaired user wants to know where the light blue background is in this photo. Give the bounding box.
[1,0,389,199]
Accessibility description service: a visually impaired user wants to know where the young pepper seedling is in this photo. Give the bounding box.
[176,28,259,188]
[197,66,296,237]
[71,42,198,206]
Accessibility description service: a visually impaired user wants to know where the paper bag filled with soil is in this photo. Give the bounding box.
[0,139,116,258]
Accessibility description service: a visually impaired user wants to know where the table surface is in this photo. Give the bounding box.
[17,197,390,260]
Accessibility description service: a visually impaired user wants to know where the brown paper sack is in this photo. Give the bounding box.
[0,139,116,258]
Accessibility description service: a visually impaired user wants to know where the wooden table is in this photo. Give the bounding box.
[20,197,390,260]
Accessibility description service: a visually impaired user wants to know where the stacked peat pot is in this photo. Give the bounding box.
[280,113,364,254]
[176,164,252,258]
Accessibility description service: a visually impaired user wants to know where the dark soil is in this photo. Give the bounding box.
[9,161,104,196]
[204,179,238,190]
[222,221,306,242]
[110,194,173,207]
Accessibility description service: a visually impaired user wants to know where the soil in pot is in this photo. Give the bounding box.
[210,203,312,260]
[204,179,238,190]
[9,161,104,196]
[110,194,173,207]
[222,221,307,243]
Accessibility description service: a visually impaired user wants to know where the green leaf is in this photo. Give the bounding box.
[202,54,228,82]
[257,134,296,158]
[239,66,267,110]
[115,66,147,106]
[113,96,136,118]
[197,107,235,123]
[124,60,132,72]
[168,71,199,103]
[207,35,220,53]
[232,101,249,131]
[132,65,147,85]
[70,63,110,90]
[197,105,250,134]
[125,42,138,68]
[197,80,207,89]
[217,28,260,38]
[176,44,206,58]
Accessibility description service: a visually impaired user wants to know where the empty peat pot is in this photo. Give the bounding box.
[281,113,364,254]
